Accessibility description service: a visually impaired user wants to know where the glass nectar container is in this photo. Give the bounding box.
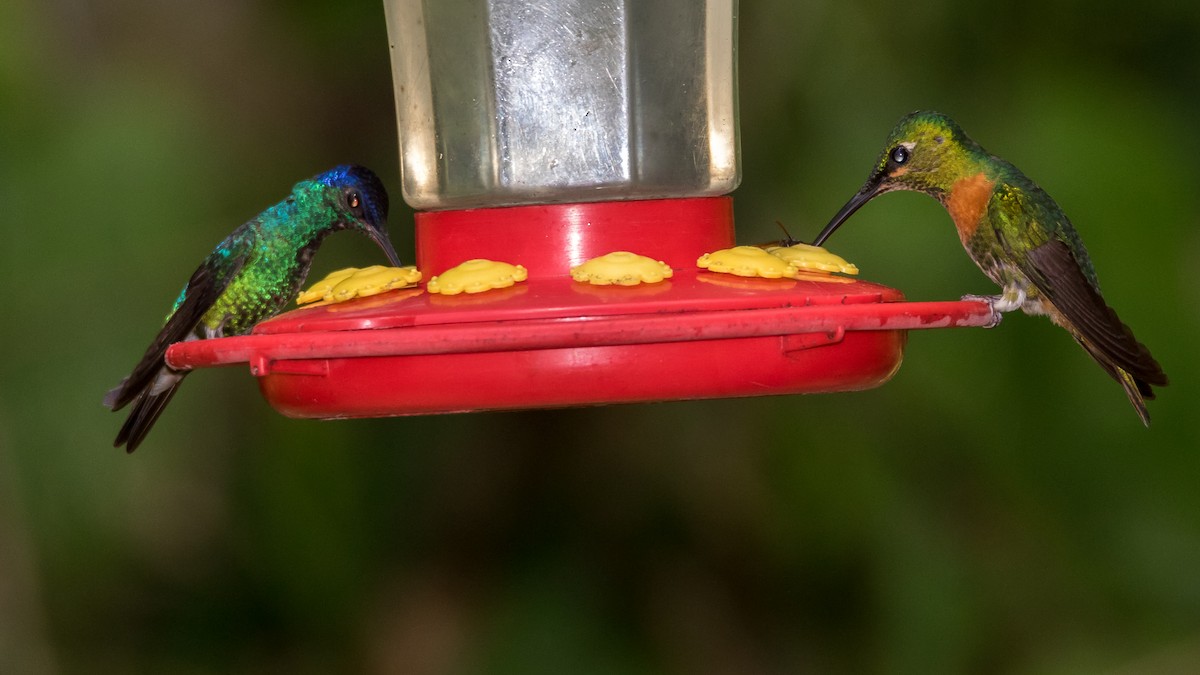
[383,0,740,210]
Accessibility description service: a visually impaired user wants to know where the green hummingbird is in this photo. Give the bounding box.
[104,165,403,452]
[812,111,1167,424]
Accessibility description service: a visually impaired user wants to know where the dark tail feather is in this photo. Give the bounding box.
[106,340,173,412]
[114,373,186,452]
[1076,336,1156,427]
[1115,369,1151,428]
[103,378,129,410]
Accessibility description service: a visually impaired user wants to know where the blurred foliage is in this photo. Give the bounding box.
[2,0,1199,673]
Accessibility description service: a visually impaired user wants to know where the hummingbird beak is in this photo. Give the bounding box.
[811,173,885,247]
[367,226,404,267]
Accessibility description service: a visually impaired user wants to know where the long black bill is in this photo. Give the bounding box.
[811,175,885,247]
[368,227,404,267]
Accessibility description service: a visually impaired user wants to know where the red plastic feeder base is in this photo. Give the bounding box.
[166,197,994,418]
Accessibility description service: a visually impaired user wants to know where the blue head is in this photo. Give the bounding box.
[316,164,402,266]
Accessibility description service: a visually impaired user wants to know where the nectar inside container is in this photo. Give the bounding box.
[383,0,740,210]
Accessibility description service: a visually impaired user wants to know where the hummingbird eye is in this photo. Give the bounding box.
[890,146,910,165]
[346,191,361,210]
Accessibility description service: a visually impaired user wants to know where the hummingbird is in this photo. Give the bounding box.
[812,111,1167,425]
[104,164,403,452]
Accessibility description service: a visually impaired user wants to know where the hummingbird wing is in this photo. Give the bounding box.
[980,182,1165,390]
[104,231,255,411]
[1021,237,1167,388]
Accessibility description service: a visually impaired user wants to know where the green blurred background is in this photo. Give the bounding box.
[2,0,1199,673]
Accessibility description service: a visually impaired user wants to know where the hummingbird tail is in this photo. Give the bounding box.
[113,371,186,452]
[103,379,129,410]
[1074,334,1160,427]
[1115,369,1152,427]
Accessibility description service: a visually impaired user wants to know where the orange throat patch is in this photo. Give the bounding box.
[946,172,996,244]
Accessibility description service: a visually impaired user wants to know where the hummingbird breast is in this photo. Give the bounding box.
[945,172,996,246]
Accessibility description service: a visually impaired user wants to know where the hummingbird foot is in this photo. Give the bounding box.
[203,316,232,340]
[962,287,1026,329]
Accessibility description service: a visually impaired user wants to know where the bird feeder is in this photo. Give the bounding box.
[167,0,993,418]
